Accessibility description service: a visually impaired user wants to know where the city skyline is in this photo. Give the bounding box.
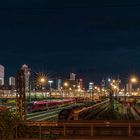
[1,1,140,138]
[0,0,140,80]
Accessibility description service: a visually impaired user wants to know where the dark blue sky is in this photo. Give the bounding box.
[0,0,140,82]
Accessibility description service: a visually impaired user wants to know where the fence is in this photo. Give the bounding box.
[15,120,140,139]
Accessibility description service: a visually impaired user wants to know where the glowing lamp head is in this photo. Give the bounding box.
[131,78,136,82]
[113,86,117,89]
[48,80,53,84]
[64,82,68,87]
[77,85,80,88]
[78,88,81,92]
[94,86,97,89]
[112,80,116,83]
[130,76,138,83]
[40,78,46,83]
[108,78,111,82]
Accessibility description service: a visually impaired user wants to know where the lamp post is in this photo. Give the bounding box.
[48,80,53,91]
[48,80,53,97]
[73,85,76,97]
[63,82,69,98]
[130,76,138,96]
[109,79,118,111]
[39,77,47,96]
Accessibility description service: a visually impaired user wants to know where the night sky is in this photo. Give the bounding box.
[1,0,140,83]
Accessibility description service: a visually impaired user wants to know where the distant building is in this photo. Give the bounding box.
[101,78,105,88]
[126,83,132,94]
[78,78,83,89]
[89,82,94,91]
[0,65,4,85]
[9,77,15,86]
[21,64,31,95]
[57,78,62,90]
[70,73,76,81]
[63,79,78,89]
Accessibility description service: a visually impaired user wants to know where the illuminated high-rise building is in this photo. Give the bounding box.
[101,78,105,88]
[70,73,76,81]
[89,82,94,91]
[9,77,16,86]
[21,64,31,95]
[0,65,4,85]
[78,78,83,89]
[57,78,62,90]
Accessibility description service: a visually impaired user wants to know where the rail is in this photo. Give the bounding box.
[15,120,140,139]
[73,100,109,120]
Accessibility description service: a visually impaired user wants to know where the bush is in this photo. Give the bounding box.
[0,110,19,140]
[26,94,46,102]
[1,99,8,104]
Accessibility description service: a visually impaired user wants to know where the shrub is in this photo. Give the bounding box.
[0,110,19,140]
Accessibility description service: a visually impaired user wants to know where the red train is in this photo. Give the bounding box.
[27,98,76,112]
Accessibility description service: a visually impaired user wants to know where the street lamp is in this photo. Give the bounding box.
[130,76,138,84]
[130,76,138,96]
[48,80,53,97]
[113,85,117,89]
[64,82,68,87]
[48,80,53,91]
[39,76,47,95]
[40,78,45,83]
[63,82,69,97]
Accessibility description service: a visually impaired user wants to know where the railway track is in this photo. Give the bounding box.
[123,105,140,120]
[80,101,110,120]
[26,101,140,121]
[130,107,140,120]
[81,102,140,121]
[26,103,84,121]
[94,103,110,119]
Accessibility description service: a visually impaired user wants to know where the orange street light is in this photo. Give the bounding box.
[64,82,68,87]
[130,76,138,84]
